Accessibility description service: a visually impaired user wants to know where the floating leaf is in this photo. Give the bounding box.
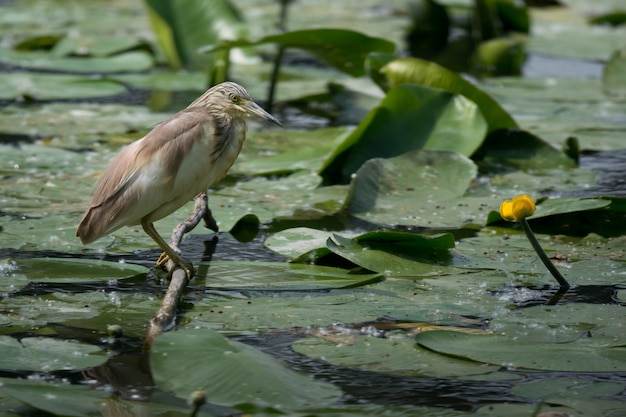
[415,330,626,372]
[343,150,489,228]
[511,377,625,400]
[196,260,382,290]
[293,332,500,378]
[0,49,153,73]
[11,258,146,283]
[0,336,107,372]
[532,198,612,218]
[150,329,342,408]
[327,234,462,277]
[0,378,108,417]
[51,35,147,57]
[0,73,127,101]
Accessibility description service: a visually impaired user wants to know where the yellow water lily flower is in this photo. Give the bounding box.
[499,195,536,222]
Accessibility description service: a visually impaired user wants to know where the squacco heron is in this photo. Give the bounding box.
[76,82,282,277]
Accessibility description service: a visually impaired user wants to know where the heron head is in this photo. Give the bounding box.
[197,82,283,127]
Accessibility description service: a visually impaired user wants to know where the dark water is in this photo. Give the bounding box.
[565,149,626,198]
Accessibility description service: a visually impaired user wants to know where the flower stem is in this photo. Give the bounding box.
[519,218,570,289]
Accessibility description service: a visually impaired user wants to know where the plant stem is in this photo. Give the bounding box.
[519,218,570,289]
[266,0,291,110]
[266,45,285,111]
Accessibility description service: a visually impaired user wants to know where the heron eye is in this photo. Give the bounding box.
[229,93,239,103]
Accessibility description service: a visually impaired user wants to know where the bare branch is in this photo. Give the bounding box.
[145,192,209,347]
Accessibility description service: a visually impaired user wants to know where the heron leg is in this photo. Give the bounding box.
[141,220,195,278]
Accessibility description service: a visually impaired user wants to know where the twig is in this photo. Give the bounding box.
[145,192,209,347]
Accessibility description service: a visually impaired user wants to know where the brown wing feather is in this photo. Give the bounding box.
[76,108,213,244]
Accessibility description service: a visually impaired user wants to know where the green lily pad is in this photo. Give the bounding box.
[51,35,146,57]
[508,377,626,416]
[320,84,487,183]
[204,28,396,77]
[11,258,147,283]
[145,0,251,72]
[532,197,612,218]
[196,261,382,290]
[0,291,163,339]
[0,377,108,417]
[293,332,501,378]
[415,329,626,372]
[0,105,166,140]
[529,7,626,61]
[511,377,625,400]
[376,56,518,132]
[264,227,349,259]
[326,233,463,277]
[265,228,467,277]
[150,329,342,408]
[0,336,106,372]
[0,73,127,101]
[0,49,153,73]
[343,150,489,228]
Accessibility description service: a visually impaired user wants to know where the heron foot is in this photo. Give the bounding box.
[155,251,196,278]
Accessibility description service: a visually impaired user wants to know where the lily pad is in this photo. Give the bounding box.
[320,84,487,183]
[0,73,127,101]
[511,377,625,400]
[145,0,251,71]
[196,260,383,290]
[376,56,518,132]
[326,233,463,277]
[150,328,342,408]
[343,150,490,228]
[0,49,153,73]
[0,377,108,417]
[204,28,396,77]
[0,336,106,372]
[12,258,147,283]
[415,329,626,372]
[293,332,501,378]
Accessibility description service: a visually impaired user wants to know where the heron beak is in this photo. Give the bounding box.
[242,101,283,127]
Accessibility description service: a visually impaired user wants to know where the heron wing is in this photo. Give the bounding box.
[76,108,212,243]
